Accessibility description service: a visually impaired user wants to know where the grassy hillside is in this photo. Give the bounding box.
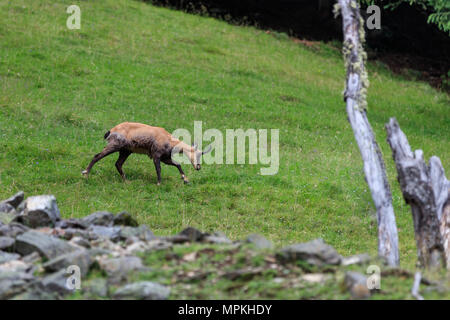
[0,0,449,270]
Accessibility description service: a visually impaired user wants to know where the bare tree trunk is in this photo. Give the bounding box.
[386,118,449,269]
[337,0,399,266]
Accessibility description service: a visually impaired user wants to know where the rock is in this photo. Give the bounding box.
[125,241,151,254]
[21,251,41,264]
[341,253,372,266]
[0,223,29,237]
[56,218,89,230]
[145,239,172,251]
[69,236,91,249]
[277,238,342,267]
[344,271,371,299]
[124,236,140,245]
[0,236,15,251]
[1,191,24,209]
[160,227,206,244]
[88,247,114,259]
[88,225,122,242]
[43,249,92,276]
[98,256,145,282]
[120,225,155,242]
[113,211,138,227]
[0,202,15,214]
[161,234,191,244]
[15,230,78,260]
[39,269,74,296]
[62,228,97,241]
[0,251,20,264]
[90,239,125,256]
[113,281,170,300]
[223,268,263,281]
[246,234,273,249]
[0,260,32,273]
[0,211,17,225]
[300,273,331,284]
[83,278,109,298]
[11,284,59,300]
[204,231,232,245]
[178,227,205,242]
[82,211,114,227]
[0,271,35,299]
[18,195,61,228]
[125,239,172,254]
[16,200,25,213]
[0,211,16,224]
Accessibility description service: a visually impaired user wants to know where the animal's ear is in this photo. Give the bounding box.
[192,142,198,150]
[202,144,212,155]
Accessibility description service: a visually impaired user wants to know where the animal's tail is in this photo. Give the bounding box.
[104,130,111,140]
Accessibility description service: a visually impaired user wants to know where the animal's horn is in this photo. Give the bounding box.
[192,142,198,150]
[202,144,212,155]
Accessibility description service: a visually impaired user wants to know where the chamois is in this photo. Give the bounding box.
[82,122,211,185]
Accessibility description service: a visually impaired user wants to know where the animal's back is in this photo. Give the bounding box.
[109,122,174,155]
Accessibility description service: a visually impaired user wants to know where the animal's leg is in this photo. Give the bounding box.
[82,145,118,177]
[162,158,189,184]
[153,157,162,185]
[115,149,132,181]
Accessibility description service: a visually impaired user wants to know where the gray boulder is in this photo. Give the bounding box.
[39,269,74,296]
[69,236,91,249]
[246,234,273,249]
[0,259,32,273]
[0,251,20,264]
[179,227,205,242]
[0,271,35,299]
[18,195,61,228]
[82,211,114,227]
[15,230,78,260]
[113,281,170,300]
[0,202,15,214]
[43,249,92,276]
[83,278,109,298]
[0,223,29,238]
[120,225,155,242]
[204,231,232,245]
[341,253,372,266]
[113,211,138,227]
[0,212,16,224]
[277,238,342,267]
[1,191,24,209]
[0,236,15,251]
[161,227,206,244]
[125,239,172,254]
[98,256,146,283]
[344,271,371,299]
[21,251,41,264]
[62,228,98,241]
[11,284,59,300]
[57,218,89,230]
[88,225,122,242]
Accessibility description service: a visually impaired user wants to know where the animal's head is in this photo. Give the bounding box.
[190,143,212,170]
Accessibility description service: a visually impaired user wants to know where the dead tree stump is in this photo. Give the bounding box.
[386,117,450,269]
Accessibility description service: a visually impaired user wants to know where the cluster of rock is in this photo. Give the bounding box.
[0,191,374,300]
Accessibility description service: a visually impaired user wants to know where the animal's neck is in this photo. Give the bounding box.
[171,139,194,154]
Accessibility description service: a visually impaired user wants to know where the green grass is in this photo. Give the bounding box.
[0,0,449,271]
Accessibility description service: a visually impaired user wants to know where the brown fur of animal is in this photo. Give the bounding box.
[82,122,211,185]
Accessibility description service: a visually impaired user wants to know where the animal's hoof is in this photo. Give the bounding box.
[81,170,88,177]
[184,180,190,185]
[157,182,161,186]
